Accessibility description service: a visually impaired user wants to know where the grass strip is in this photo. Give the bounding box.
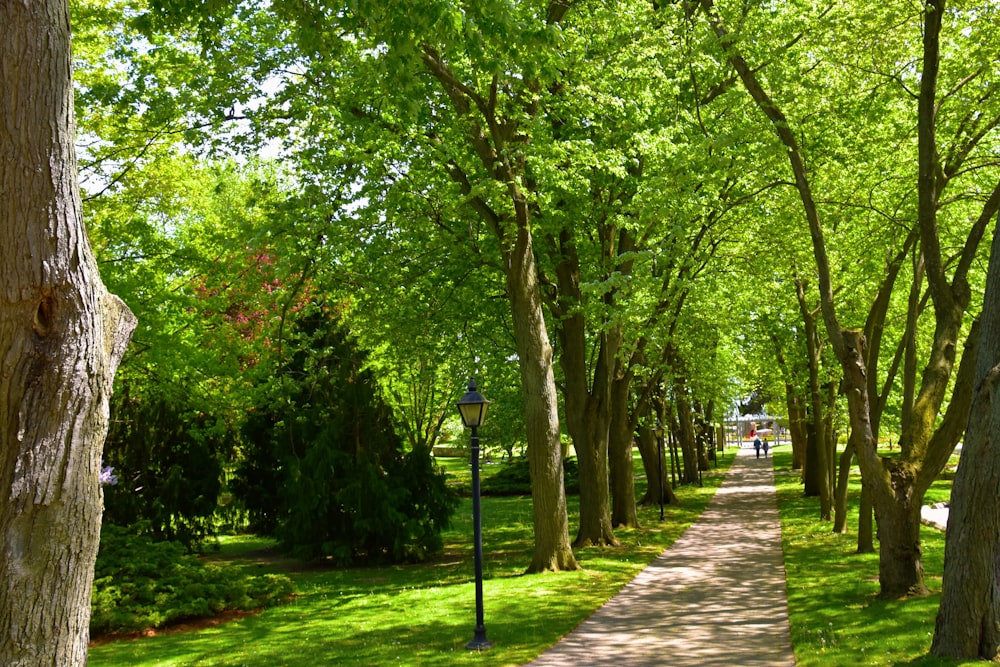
[772,449,978,666]
[89,450,733,666]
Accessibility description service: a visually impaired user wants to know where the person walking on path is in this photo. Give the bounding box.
[762,438,770,457]
[523,447,795,667]
[754,434,762,458]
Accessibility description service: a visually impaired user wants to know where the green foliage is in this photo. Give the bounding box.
[480,457,580,496]
[232,301,459,564]
[91,525,293,637]
[103,401,224,547]
[90,159,293,547]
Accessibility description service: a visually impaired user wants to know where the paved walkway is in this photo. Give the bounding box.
[524,446,796,666]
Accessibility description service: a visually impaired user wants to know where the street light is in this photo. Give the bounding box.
[653,420,665,522]
[456,378,493,651]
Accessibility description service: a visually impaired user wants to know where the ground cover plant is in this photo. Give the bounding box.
[88,451,732,666]
[773,448,979,666]
[91,527,294,638]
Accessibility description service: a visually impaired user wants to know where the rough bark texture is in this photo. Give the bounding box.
[1,2,137,664]
[505,224,579,573]
[857,482,875,554]
[833,438,854,533]
[932,211,1000,659]
[674,384,699,485]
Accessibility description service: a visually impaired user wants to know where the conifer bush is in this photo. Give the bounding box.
[90,525,293,636]
[231,302,459,565]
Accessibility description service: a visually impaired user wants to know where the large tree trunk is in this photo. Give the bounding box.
[932,211,1000,659]
[0,3,137,664]
[609,370,639,528]
[553,230,618,549]
[504,224,579,573]
[872,462,928,596]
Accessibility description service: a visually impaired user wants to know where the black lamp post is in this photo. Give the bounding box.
[457,378,493,651]
[654,420,665,522]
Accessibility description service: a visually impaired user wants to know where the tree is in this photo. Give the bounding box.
[253,0,590,572]
[91,158,284,545]
[932,210,1000,660]
[695,0,1000,597]
[233,301,459,564]
[0,2,136,664]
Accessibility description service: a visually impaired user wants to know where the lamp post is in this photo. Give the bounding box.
[457,378,493,651]
[653,421,665,522]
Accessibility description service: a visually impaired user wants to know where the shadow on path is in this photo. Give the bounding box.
[523,447,795,666]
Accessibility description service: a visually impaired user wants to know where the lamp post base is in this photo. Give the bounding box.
[466,627,493,651]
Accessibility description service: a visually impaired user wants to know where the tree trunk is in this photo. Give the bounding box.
[0,3,137,664]
[872,464,928,596]
[857,481,875,554]
[833,438,855,533]
[785,386,807,471]
[803,421,821,497]
[636,426,658,505]
[797,278,833,519]
[609,371,639,528]
[674,385,699,485]
[504,224,579,573]
[932,211,1000,659]
[694,410,711,471]
[554,231,618,549]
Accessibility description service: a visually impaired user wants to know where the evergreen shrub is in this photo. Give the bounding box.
[91,525,293,636]
[231,302,459,565]
[480,457,579,495]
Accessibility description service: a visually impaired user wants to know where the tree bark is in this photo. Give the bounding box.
[932,211,1000,659]
[635,400,678,507]
[505,223,580,573]
[833,438,854,533]
[857,482,875,554]
[609,369,639,528]
[0,3,137,664]
[796,278,833,518]
[553,229,618,548]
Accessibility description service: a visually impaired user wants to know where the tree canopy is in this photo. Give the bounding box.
[60,0,1000,641]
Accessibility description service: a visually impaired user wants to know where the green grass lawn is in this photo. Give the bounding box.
[90,445,973,666]
[88,450,732,666]
[772,447,978,667]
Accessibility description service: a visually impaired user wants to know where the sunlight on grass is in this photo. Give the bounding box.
[772,450,979,667]
[89,450,733,666]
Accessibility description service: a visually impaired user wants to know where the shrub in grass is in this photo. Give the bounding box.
[481,457,579,495]
[91,525,293,636]
[232,303,459,565]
